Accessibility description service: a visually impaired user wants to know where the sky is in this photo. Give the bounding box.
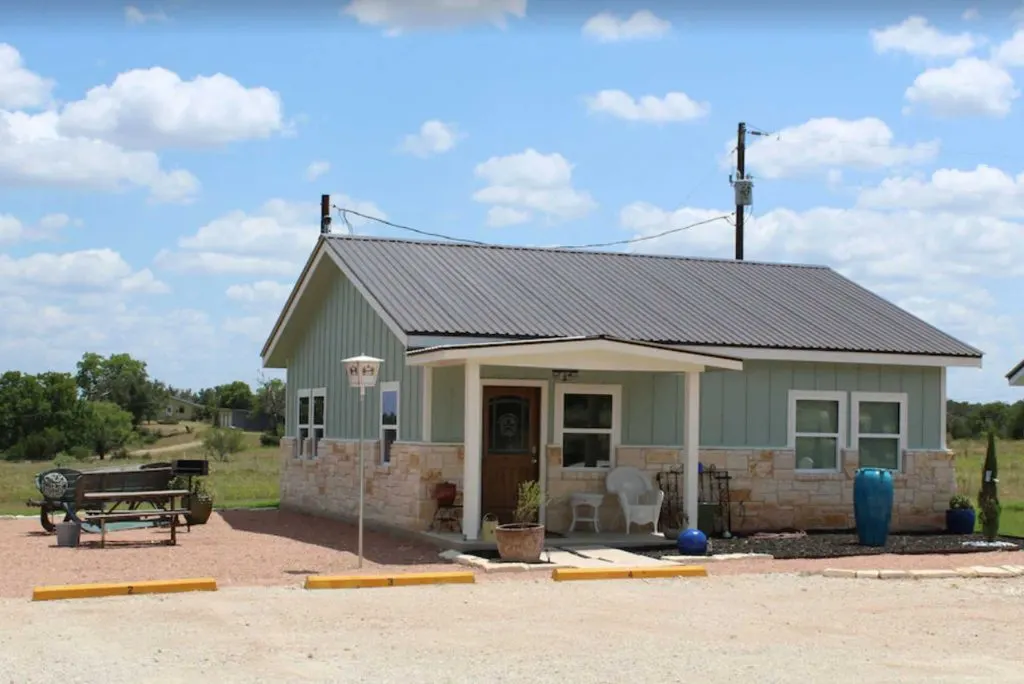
[0,1,1023,403]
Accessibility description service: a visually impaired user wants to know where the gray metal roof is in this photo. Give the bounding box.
[325,236,982,358]
[1008,359,1024,380]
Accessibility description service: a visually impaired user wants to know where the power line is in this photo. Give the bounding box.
[332,204,734,252]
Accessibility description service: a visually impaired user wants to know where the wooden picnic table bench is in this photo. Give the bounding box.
[82,489,190,547]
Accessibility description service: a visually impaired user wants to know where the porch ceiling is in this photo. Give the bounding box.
[405,335,743,373]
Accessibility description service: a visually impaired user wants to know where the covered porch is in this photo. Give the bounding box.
[407,335,743,541]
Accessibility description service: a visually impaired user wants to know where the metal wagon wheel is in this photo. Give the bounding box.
[39,504,71,534]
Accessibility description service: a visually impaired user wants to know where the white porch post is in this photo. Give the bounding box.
[684,371,700,531]
[421,366,433,443]
[462,361,483,540]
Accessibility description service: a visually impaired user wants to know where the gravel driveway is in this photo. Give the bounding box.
[2,575,1022,683]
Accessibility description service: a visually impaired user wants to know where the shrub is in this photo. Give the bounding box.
[110,447,130,460]
[67,445,94,462]
[978,430,1001,541]
[949,494,974,510]
[10,428,64,461]
[202,428,246,462]
[259,431,281,447]
[513,480,543,525]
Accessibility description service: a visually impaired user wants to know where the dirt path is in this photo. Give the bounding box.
[129,441,201,455]
[3,576,1023,683]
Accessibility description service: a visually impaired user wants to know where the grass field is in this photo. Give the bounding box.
[3,437,1023,534]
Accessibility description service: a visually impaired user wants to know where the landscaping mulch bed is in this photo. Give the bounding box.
[638,531,1022,561]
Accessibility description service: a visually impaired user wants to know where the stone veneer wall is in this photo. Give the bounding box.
[544,446,956,534]
[280,437,956,534]
[279,437,463,531]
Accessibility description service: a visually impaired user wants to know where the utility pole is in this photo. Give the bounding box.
[735,122,746,260]
[320,194,331,235]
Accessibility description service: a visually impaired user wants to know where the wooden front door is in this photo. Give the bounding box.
[481,386,541,524]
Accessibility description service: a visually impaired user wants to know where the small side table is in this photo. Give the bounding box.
[569,492,605,533]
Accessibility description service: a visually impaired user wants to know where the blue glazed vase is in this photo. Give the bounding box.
[853,468,894,547]
[945,508,976,535]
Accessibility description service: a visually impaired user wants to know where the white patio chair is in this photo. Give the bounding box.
[605,466,665,534]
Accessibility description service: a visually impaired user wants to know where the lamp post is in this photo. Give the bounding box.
[342,354,383,569]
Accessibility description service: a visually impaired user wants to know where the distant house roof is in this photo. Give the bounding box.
[1008,359,1024,386]
[309,236,981,359]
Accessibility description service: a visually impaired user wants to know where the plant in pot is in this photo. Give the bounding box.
[945,494,976,535]
[173,476,214,525]
[494,480,546,563]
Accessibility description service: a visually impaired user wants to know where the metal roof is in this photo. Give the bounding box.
[1008,359,1024,381]
[325,235,982,358]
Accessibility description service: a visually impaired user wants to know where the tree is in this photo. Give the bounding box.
[978,430,1001,541]
[75,352,164,426]
[254,377,285,431]
[83,401,134,460]
[202,428,246,462]
[215,381,254,411]
[0,371,85,456]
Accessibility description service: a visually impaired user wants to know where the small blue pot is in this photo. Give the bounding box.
[946,508,976,535]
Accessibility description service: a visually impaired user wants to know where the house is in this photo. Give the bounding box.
[261,235,983,540]
[216,407,273,433]
[1008,360,1024,387]
[163,396,204,421]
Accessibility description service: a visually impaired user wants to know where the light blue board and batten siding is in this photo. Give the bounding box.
[284,265,423,441]
[429,362,944,450]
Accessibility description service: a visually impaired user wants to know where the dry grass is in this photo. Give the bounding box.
[136,420,210,448]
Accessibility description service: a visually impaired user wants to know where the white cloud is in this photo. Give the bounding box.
[223,314,278,344]
[485,206,531,227]
[992,30,1024,67]
[581,10,671,43]
[58,67,285,149]
[585,90,709,123]
[225,280,292,304]
[0,109,199,203]
[962,8,980,21]
[857,165,1024,217]
[158,194,386,275]
[0,44,53,109]
[904,57,1019,117]
[473,149,596,223]
[737,117,939,179]
[398,120,462,157]
[0,212,80,244]
[124,5,168,24]
[0,248,169,292]
[342,0,526,34]
[870,16,977,58]
[305,160,331,181]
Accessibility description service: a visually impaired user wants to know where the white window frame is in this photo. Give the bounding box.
[296,388,326,459]
[851,391,908,471]
[554,383,622,471]
[380,381,400,466]
[788,390,848,473]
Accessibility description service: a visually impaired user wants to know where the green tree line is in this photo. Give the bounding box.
[947,399,1024,441]
[1,353,285,462]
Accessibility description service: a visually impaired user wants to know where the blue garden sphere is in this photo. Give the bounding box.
[677,528,708,555]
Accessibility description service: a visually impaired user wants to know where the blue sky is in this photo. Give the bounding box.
[1,1,1022,402]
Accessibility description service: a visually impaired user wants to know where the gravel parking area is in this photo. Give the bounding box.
[2,574,1023,683]
[0,510,456,597]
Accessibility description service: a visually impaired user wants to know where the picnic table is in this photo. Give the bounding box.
[81,489,190,548]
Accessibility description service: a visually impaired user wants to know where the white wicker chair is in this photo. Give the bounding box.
[605,466,665,533]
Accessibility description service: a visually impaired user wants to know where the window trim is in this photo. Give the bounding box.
[296,388,326,459]
[787,390,848,473]
[380,381,400,466]
[553,383,622,471]
[851,391,908,471]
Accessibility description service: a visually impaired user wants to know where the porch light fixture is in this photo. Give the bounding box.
[342,353,384,569]
[552,369,578,382]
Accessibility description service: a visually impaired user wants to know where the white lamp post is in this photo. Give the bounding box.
[342,354,384,569]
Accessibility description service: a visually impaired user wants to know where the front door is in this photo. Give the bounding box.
[481,386,541,524]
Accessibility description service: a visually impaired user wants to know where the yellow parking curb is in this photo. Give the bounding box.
[304,571,476,590]
[552,565,708,582]
[32,577,218,601]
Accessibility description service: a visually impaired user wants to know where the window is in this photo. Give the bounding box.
[554,384,621,469]
[788,390,847,472]
[852,392,907,471]
[380,382,399,465]
[296,388,326,458]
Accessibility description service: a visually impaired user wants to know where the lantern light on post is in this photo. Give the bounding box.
[341,354,384,569]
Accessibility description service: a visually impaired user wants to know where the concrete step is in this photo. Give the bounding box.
[544,549,613,568]
[566,546,672,566]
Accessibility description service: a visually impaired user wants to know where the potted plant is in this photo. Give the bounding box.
[495,480,546,563]
[945,494,976,535]
[173,476,214,525]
